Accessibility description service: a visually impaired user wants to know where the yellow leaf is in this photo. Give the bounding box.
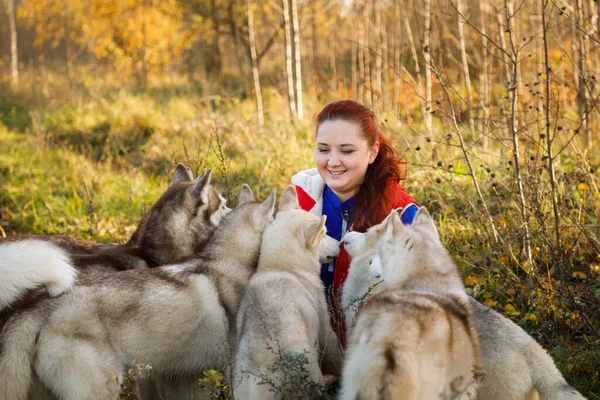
[483,299,497,308]
[464,274,482,286]
[571,271,587,279]
[525,313,537,321]
[578,183,588,191]
[504,303,519,315]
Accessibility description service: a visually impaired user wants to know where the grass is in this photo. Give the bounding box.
[0,66,598,398]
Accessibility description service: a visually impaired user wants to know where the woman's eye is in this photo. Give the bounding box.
[341,150,355,154]
[318,148,329,153]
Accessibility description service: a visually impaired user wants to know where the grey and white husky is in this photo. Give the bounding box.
[232,185,343,399]
[0,185,276,400]
[0,163,229,282]
[341,209,586,400]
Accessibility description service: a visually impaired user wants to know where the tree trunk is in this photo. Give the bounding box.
[505,0,532,265]
[374,0,383,107]
[365,0,374,107]
[392,0,401,112]
[479,0,489,149]
[246,0,264,127]
[210,0,223,74]
[403,0,428,134]
[576,0,591,150]
[352,33,358,98]
[457,0,475,139]
[7,0,18,87]
[541,0,560,250]
[290,0,303,120]
[423,0,433,136]
[358,5,366,103]
[282,0,297,121]
[61,0,74,87]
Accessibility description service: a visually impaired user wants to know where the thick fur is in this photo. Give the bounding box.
[233,186,343,400]
[340,208,482,400]
[0,186,276,400]
[341,212,584,400]
[470,299,585,400]
[0,164,229,278]
[0,240,77,310]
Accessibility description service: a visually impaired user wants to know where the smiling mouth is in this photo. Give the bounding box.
[328,170,346,175]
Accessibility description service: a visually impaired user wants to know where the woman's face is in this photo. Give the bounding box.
[315,119,379,202]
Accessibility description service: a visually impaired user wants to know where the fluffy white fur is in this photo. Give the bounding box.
[0,239,77,310]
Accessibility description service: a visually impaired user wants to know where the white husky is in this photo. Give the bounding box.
[232,185,342,400]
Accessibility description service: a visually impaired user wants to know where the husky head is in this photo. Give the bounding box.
[129,164,230,266]
[211,184,277,271]
[342,211,396,277]
[377,207,453,287]
[256,185,331,272]
[276,185,340,263]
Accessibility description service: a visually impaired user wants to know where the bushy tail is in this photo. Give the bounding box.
[528,344,586,400]
[0,308,47,400]
[0,239,77,310]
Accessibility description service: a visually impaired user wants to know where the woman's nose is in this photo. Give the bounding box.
[328,152,341,166]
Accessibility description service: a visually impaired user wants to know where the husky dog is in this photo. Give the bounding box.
[233,186,343,400]
[341,211,585,400]
[340,208,482,400]
[0,186,276,400]
[0,240,77,310]
[470,300,586,400]
[0,163,229,277]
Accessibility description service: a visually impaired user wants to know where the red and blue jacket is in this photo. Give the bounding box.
[292,169,419,298]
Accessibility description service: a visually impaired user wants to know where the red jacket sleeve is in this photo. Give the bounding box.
[295,185,316,212]
[391,182,419,209]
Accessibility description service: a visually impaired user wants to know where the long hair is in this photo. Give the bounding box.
[314,100,407,231]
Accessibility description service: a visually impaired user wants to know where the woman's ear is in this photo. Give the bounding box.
[368,141,380,164]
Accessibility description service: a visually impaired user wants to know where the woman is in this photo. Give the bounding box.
[292,99,419,337]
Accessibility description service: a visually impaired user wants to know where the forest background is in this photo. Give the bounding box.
[1,0,599,397]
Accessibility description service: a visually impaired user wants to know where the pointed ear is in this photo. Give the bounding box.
[189,169,212,199]
[171,163,194,184]
[207,186,221,212]
[239,184,255,204]
[258,190,277,218]
[413,207,439,239]
[384,210,404,241]
[305,216,327,249]
[278,185,300,212]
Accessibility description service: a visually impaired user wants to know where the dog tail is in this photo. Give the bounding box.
[528,343,586,400]
[0,239,77,310]
[0,307,48,400]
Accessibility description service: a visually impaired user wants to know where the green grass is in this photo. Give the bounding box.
[0,67,598,397]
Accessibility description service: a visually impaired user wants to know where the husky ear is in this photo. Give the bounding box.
[239,184,255,204]
[278,185,300,212]
[305,216,327,249]
[190,169,213,202]
[413,207,440,240]
[171,163,194,184]
[258,190,277,218]
[384,210,404,241]
[207,186,222,212]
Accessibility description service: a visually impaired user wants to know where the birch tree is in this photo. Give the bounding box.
[7,0,18,86]
[282,0,297,120]
[457,0,475,139]
[290,0,303,120]
[246,0,263,126]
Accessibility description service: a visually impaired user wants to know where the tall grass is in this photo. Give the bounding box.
[0,67,598,397]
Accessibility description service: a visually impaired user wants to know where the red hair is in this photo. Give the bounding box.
[314,100,408,232]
